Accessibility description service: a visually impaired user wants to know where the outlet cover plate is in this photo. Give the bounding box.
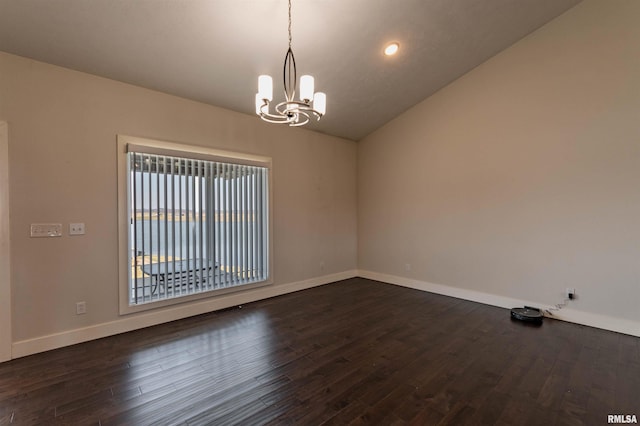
[69,223,85,235]
[30,223,62,238]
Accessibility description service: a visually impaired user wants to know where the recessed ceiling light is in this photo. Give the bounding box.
[384,42,399,56]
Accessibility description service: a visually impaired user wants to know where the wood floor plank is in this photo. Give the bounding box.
[0,278,638,425]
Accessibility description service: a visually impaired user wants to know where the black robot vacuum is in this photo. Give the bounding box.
[510,306,543,324]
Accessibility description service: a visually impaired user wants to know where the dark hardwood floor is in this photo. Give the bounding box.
[1,278,638,425]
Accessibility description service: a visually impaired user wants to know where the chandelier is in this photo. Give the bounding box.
[255,0,326,127]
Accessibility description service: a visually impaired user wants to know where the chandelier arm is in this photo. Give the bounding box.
[291,103,324,119]
[288,112,310,127]
[275,101,322,120]
[258,101,320,126]
[274,100,309,114]
[259,115,297,125]
[258,101,297,124]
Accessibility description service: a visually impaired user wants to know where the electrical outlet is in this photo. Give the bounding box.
[405,263,411,272]
[320,261,325,272]
[76,301,86,315]
[69,223,85,236]
[566,288,576,299]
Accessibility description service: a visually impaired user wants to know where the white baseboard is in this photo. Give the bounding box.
[12,269,638,359]
[11,270,358,359]
[358,270,640,338]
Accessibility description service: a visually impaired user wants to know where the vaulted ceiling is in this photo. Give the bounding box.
[0,0,582,141]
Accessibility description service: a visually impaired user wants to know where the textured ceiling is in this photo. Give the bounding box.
[0,0,582,141]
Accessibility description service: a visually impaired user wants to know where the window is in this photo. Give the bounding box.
[117,136,271,312]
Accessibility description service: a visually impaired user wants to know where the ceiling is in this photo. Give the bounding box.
[0,0,582,141]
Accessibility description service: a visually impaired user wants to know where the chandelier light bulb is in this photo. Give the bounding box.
[313,92,326,116]
[258,75,273,101]
[299,75,315,102]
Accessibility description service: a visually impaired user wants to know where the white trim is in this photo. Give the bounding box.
[11,270,358,358]
[119,135,271,168]
[116,135,274,315]
[358,270,640,338]
[0,122,11,362]
[13,268,638,358]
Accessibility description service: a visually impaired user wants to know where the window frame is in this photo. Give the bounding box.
[117,135,273,315]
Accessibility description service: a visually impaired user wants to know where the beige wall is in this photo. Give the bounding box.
[0,52,357,353]
[358,0,640,333]
[2,0,639,356]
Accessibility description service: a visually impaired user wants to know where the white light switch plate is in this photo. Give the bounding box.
[30,223,63,238]
[69,223,85,236]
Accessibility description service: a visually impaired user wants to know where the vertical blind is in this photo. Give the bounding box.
[127,148,269,305]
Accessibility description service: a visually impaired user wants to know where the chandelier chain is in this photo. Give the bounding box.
[288,0,292,48]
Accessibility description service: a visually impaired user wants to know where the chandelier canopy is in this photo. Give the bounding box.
[255,0,326,127]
